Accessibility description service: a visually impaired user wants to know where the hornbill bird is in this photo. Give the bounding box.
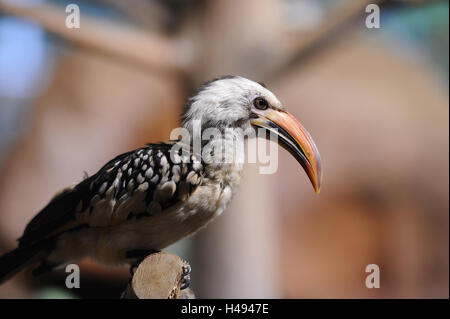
[0,76,322,286]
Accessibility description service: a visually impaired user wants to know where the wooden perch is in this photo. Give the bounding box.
[122,252,195,299]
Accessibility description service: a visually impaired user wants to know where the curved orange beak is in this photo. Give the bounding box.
[251,109,322,194]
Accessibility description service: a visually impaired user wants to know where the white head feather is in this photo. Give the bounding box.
[182,76,282,133]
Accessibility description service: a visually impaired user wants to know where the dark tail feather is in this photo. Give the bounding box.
[0,244,44,284]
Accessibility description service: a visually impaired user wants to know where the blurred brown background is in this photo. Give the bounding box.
[0,0,448,298]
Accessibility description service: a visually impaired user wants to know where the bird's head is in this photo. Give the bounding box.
[181,75,322,193]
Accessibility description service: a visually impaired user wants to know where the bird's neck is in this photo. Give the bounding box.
[182,119,248,186]
[200,129,245,186]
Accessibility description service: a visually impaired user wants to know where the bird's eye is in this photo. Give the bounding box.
[253,97,269,110]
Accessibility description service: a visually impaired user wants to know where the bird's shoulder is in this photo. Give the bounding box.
[18,142,204,246]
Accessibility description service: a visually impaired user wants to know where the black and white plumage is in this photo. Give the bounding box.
[0,76,322,283]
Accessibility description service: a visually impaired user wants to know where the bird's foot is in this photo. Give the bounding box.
[180,260,191,290]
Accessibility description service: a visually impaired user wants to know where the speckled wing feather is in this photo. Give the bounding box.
[18,142,204,247]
